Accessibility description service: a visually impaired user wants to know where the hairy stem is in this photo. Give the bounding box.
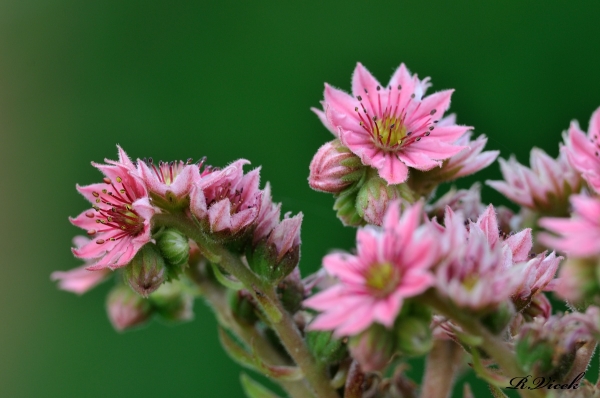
[155,213,339,398]
[420,339,464,398]
[422,290,544,398]
[189,268,313,398]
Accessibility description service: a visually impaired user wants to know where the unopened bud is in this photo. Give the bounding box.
[124,244,167,297]
[156,228,190,279]
[306,330,348,366]
[309,139,366,194]
[516,324,555,375]
[277,268,305,314]
[228,289,259,325]
[523,294,552,321]
[480,301,515,335]
[106,284,152,332]
[555,257,600,308]
[247,213,302,283]
[395,316,433,357]
[149,280,194,323]
[348,324,396,373]
[356,175,415,226]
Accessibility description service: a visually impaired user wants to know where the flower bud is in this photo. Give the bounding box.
[333,190,363,227]
[306,330,348,367]
[247,213,302,283]
[395,316,433,357]
[228,289,259,325]
[555,257,600,308]
[516,321,558,376]
[348,324,396,373]
[106,284,153,332]
[156,228,190,279]
[480,301,515,335]
[149,280,194,323]
[523,293,552,321]
[276,268,304,314]
[309,139,366,194]
[356,175,415,226]
[124,244,167,297]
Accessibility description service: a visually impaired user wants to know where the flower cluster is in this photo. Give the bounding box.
[53,146,302,330]
[54,62,600,398]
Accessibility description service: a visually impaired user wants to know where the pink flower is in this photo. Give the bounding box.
[438,123,498,180]
[487,148,581,214]
[52,236,111,294]
[253,182,281,244]
[249,181,303,282]
[190,159,262,236]
[435,207,525,312]
[436,205,559,311]
[70,146,155,270]
[409,118,498,194]
[539,194,600,257]
[564,106,600,192]
[267,213,303,263]
[137,157,213,202]
[315,63,470,184]
[512,252,561,310]
[304,201,436,337]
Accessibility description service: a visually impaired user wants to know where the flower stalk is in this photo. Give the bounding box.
[153,213,339,398]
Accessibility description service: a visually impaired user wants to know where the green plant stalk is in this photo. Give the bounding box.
[187,267,313,398]
[154,213,339,398]
[421,290,545,398]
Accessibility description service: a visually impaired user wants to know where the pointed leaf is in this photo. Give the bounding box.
[240,373,281,398]
[218,327,303,381]
[469,348,511,387]
[211,263,244,290]
[488,384,509,398]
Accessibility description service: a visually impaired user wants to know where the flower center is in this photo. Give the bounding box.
[365,262,399,297]
[87,176,145,244]
[143,157,214,185]
[462,274,479,291]
[353,85,438,151]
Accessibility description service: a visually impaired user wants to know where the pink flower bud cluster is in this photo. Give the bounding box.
[54,146,302,330]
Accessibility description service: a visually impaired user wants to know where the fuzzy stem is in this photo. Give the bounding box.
[421,290,544,398]
[565,341,596,385]
[420,339,464,398]
[189,268,313,398]
[155,213,339,398]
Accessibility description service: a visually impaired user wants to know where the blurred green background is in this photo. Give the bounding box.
[2,1,600,397]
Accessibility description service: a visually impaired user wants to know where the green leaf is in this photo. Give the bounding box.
[240,373,281,398]
[218,327,303,381]
[211,263,244,291]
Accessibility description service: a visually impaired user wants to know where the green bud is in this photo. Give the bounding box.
[356,174,415,226]
[156,228,190,280]
[124,244,166,297]
[395,316,433,357]
[228,289,259,325]
[306,330,348,367]
[149,280,194,323]
[480,302,515,335]
[277,269,304,314]
[516,335,555,375]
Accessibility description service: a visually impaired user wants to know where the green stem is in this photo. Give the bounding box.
[155,213,339,398]
[421,290,544,398]
[190,269,313,398]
